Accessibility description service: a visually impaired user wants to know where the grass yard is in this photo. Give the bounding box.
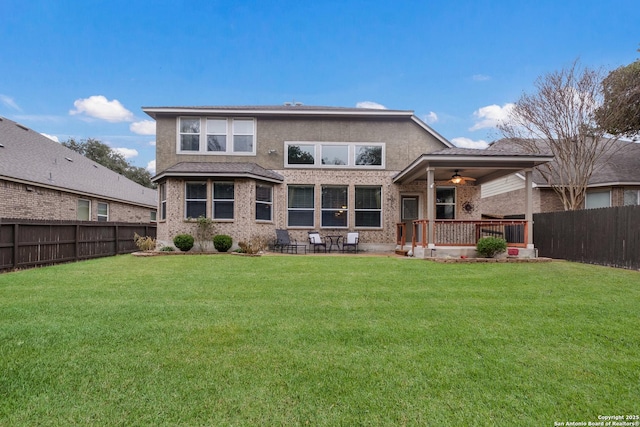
[0,254,638,426]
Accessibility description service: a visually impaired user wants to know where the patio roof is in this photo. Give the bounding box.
[392,148,554,185]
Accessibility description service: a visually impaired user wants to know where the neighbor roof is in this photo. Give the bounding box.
[0,116,157,208]
[488,138,640,186]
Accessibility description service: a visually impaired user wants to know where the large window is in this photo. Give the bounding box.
[213,182,234,219]
[178,117,255,155]
[159,183,167,220]
[321,186,348,227]
[97,202,109,222]
[185,182,207,219]
[436,187,456,219]
[355,186,382,228]
[78,199,90,221]
[585,190,611,209]
[288,185,314,227]
[286,142,384,168]
[256,184,273,221]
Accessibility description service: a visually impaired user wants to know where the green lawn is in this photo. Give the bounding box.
[1,254,638,426]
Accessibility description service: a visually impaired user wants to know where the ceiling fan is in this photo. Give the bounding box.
[449,170,476,185]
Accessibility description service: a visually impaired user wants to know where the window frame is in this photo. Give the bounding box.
[184,181,208,219]
[159,183,167,221]
[585,189,611,209]
[287,185,315,228]
[285,142,385,169]
[177,117,256,156]
[436,187,456,219]
[321,185,348,228]
[77,199,91,221]
[355,186,383,229]
[212,181,235,220]
[255,183,273,222]
[623,189,640,206]
[97,202,109,222]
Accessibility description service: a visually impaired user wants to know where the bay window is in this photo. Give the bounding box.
[185,182,207,219]
[256,184,273,221]
[213,182,234,219]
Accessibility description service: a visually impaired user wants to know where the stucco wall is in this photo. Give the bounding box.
[1,179,155,222]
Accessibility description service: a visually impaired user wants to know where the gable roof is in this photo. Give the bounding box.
[142,104,453,148]
[0,116,157,208]
[488,138,640,186]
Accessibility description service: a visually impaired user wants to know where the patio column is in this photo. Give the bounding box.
[426,167,435,248]
[525,169,534,249]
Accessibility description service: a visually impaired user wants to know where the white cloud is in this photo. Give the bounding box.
[130,120,156,135]
[41,133,59,142]
[0,94,22,111]
[69,95,134,122]
[148,140,156,146]
[470,103,514,131]
[356,101,387,110]
[424,111,438,124]
[451,137,489,149]
[113,147,139,159]
[472,74,491,82]
[146,160,156,174]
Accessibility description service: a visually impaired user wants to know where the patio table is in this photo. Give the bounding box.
[325,235,342,252]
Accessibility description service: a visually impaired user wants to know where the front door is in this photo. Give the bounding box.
[401,196,419,243]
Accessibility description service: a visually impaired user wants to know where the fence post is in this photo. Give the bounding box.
[13,223,19,269]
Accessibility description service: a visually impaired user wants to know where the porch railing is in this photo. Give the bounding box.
[396,220,528,250]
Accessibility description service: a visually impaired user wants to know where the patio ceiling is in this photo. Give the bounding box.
[392,148,554,185]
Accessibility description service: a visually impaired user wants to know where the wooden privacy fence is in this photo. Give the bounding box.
[533,205,640,270]
[0,218,156,272]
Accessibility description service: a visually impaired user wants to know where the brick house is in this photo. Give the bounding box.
[144,105,552,256]
[481,139,640,216]
[0,116,157,222]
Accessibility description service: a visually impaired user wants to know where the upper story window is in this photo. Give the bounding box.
[178,117,256,155]
[285,142,384,168]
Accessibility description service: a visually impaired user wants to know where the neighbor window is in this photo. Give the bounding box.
[150,211,157,222]
[288,185,314,227]
[178,117,255,155]
[77,199,90,221]
[185,182,207,219]
[355,186,382,227]
[623,189,640,206]
[321,186,348,227]
[436,187,456,219]
[213,182,234,219]
[256,184,273,221]
[97,202,109,222]
[585,190,611,209]
[285,142,384,168]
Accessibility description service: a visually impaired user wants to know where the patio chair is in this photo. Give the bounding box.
[308,231,327,253]
[342,232,359,253]
[274,229,306,254]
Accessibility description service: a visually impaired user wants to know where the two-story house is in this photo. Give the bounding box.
[144,105,552,256]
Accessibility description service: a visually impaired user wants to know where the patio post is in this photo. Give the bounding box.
[426,167,435,248]
[525,169,534,249]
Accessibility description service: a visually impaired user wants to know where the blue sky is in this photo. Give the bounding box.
[1,0,638,174]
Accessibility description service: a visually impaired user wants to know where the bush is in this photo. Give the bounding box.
[238,235,269,254]
[133,233,156,251]
[476,236,507,258]
[213,234,233,252]
[159,246,175,252]
[173,234,194,252]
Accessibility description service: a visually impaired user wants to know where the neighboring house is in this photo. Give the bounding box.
[144,105,552,255]
[481,139,640,216]
[0,116,157,222]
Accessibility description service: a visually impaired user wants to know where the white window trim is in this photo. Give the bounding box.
[184,181,208,219]
[212,181,235,221]
[321,185,349,229]
[159,183,167,221]
[255,184,273,222]
[436,186,457,219]
[355,185,383,229]
[78,199,91,221]
[177,117,256,156]
[97,202,109,222]
[585,189,612,209]
[287,185,315,228]
[285,141,385,169]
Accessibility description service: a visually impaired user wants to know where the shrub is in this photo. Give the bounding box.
[238,235,269,254]
[173,234,194,252]
[213,234,233,252]
[159,246,175,252]
[133,233,156,251]
[195,216,215,251]
[476,236,507,258]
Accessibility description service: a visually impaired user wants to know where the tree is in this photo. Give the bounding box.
[596,56,640,138]
[498,60,619,210]
[62,138,155,188]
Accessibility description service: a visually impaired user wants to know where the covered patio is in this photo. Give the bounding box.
[392,148,553,258]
